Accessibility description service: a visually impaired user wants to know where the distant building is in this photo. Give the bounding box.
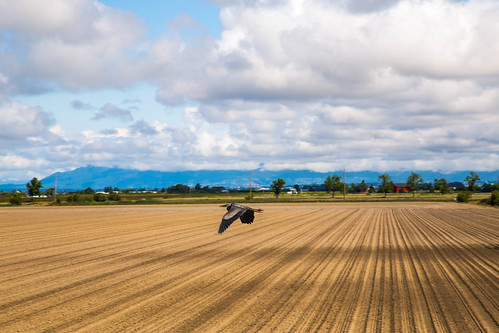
[393,183,409,193]
[256,187,270,191]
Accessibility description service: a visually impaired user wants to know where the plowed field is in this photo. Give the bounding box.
[1,202,498,332]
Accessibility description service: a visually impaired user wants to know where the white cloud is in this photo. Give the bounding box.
[368,0,499,78]
[93,103,134,122]
[71,100,94,110]
[0,0,146,92]
[147,0,499,118]
[343,0,402,13]
[82,128,131,140]
[0,153,48,170]
[0,101,54,139]
[130,120,158,136]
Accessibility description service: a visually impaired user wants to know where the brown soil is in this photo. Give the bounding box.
[1,202,497,332]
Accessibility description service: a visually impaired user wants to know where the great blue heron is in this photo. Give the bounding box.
[218,202,263,234]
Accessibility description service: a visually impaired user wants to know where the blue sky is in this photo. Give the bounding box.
[100,0,223,38]
[1,0,498,182]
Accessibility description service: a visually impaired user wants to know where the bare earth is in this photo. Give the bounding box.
[0,202,497,332]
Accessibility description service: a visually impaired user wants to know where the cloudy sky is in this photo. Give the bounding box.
[1,0,498,182]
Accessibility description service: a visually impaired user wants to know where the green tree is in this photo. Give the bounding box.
[80,187,95,195]
[406,172,423,197]
[26,177,43,199]
[421,182,434,193]
[489,190,499,206]
[44,188,55,197]
[456,190,472,203]
[465,172,480,192]
[166,184,190,193]
[93,193,107,202]
[378,173,393,198]
[355,180,369,193]
[449,182,466,191]
[481,183,495,193]
[67,194,81,203]
[9,193,23,205]
[434,178,449,195]
[108,192,121,201]
[324,175,342,198]
[271,178,286,198]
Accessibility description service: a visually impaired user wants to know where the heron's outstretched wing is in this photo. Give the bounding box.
[218,204,247,234]
[239,209,255,224]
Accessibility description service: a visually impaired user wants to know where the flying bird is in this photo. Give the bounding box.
[218,203,263,234]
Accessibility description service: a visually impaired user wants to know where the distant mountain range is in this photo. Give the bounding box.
[1,166,497,191]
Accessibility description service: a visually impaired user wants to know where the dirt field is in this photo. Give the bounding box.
[1,202,497,332]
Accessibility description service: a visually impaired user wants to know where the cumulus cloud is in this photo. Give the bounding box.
[175,0,497,171]
[0,101,54,139]
[71,100,94,110]
[343,0,402,13]
[130,120,158,136]
[0,100,72,181]
[93,103,134,122]
[0,0,146,92]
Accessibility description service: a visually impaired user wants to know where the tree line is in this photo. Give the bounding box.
[272,171,498,205]
[5,171,499,206]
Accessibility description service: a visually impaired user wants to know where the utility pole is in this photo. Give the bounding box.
[343,168,346,200]
[249,171,253,201]
[54,174,57,202]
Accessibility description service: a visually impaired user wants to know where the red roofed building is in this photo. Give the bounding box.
[393,183,409,193]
